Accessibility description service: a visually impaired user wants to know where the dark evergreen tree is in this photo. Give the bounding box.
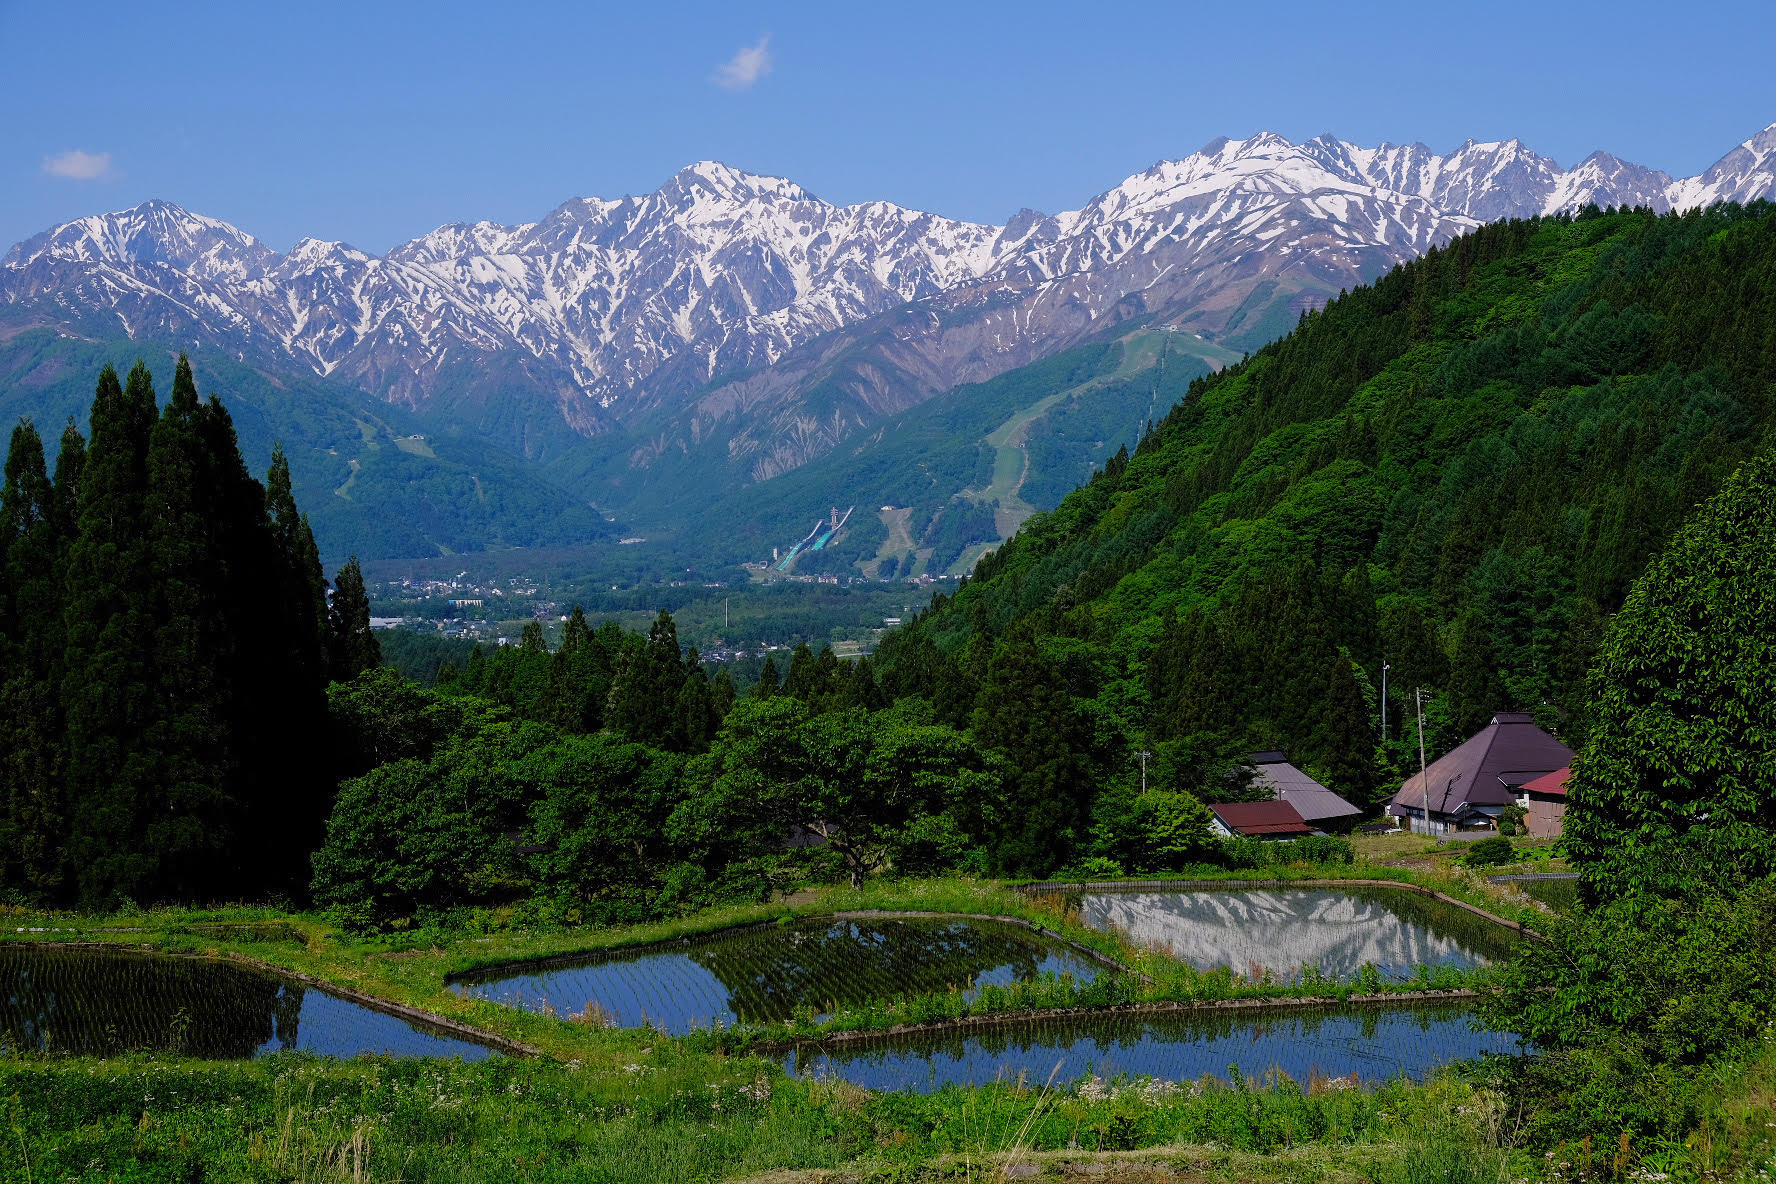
[1309,654,1378,808]
[51,418,85,543]
[676,648,718,753]
[605,610,686,746]
[139,357,235,897]
[835,654,885,712]
[327,556,380,682]
[61,362,159,906]
[0,420,68,897]
[752,654,780,699]
[710,666,737,718]
[782,642,818,700]
[970,623,1092,875]
[265,443,330,689]
[1445,612,1511,739]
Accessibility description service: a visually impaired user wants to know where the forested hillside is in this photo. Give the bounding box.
[0,330,611,563]
[881,201,1776,853]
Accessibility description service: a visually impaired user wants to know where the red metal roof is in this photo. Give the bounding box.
[1519,766,1572,797]
[1208,800,1313,836]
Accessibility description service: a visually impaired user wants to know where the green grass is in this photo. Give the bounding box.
[0,1043,1513,1183]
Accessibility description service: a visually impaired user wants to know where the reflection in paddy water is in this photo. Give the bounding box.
[783,1003,1517,1093]
[453,917,1101,1034]
[1073,888,1519,981]
[0,946,496,1060]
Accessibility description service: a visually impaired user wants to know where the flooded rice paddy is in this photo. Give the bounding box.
[1,946,496,1060]
[452,916,1101,1034]
[782,1003,1516,1093]
[1065,887,1519,981]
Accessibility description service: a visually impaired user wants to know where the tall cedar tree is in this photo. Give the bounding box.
[140,358,236,897]
[265,444,330,688]
[605,609,687,746]
[200,395,333,892]
[1,421,67,895]
[328,557,380,681]
[970,623,1092,874]
[61,363,159,906]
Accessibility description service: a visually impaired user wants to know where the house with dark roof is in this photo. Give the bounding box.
[1206,799,1314,840]
[1249,751,1364,833]
[1517,766,1571,839]
[1387,713,1574,838]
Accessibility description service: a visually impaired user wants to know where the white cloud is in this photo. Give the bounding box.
[713,36,771,91]
[42,150,114,180]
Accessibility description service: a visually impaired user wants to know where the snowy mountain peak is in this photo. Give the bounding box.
[4,120,1772,471]
[282,237,372,268]
[665,160,812,206]
[2,198,275,283]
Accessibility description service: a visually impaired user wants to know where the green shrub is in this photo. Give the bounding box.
[1462,836,1515,867]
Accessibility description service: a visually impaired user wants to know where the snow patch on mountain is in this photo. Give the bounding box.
[4,122,1773,443]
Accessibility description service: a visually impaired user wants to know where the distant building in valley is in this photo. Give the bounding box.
[1516,766,1571,839]
[1248,751,1364,833]
[1387,713,1574,839]
[1206,799,1314,840]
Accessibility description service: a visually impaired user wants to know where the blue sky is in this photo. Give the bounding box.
[3,0,1772,254]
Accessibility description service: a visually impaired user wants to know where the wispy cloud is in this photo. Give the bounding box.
[713,36,771,91]
[42,149,114,180]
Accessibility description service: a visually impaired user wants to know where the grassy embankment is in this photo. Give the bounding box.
[2,861,1536,1057]
[0,858,1597,1182]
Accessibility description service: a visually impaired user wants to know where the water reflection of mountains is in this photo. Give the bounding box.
[787,1004,1519,1092]
[458,919,1100,1033]
[1,946,302,1057]
[1076,889,1519,980]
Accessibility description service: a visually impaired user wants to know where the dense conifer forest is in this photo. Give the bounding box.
[0,359,382,907]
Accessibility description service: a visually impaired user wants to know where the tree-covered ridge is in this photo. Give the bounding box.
[884,202,1776,843]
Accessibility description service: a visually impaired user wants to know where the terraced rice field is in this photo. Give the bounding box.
[0,945,496,1060]
[451,916,1100,1034]
[1064,887,1519,982]
[783,1002,1517,1092]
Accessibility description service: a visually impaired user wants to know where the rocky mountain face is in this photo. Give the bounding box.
[5,124,1774,489]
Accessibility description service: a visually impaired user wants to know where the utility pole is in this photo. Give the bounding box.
[1138,749,1152,794]
[1417,687,1432,838]
[1381,660,1391,741]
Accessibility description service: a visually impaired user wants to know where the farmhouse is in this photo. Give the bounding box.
[1516,765,1571,839]
[1248,751,1364,833]
[1387,713,1573,838]
[1206,799,1314,840]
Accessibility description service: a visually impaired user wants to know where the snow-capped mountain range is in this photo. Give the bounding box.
[5,122,1774,479]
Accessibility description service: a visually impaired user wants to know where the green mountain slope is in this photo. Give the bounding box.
[605,329,1221,577]
[0,329,613,562]
[882,202,1776,823]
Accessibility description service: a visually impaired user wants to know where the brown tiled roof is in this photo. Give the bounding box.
[1208,800,1313,836]
[1520,766,1572,797]
[1389,714,1574,817]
